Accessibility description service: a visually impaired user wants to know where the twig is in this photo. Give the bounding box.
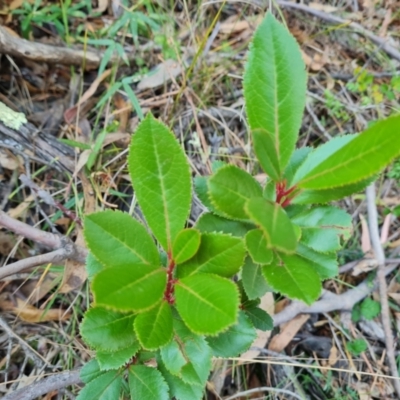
[273,263,399,326]
[0,26,136,70]
[0,210,87,265]
[276,0,400,62]
[224,386,304,400]
[366,183,400,397]
[0,249,71,280]
[2,370,82,400]
[0,210,61,247]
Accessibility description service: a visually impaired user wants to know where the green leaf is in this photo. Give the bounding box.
[129,365,169,400]
[360,298,381,320]
[80,307,136,351]
[86,252,105,280]
[160,318,212,386]
[243,12,307,179]
[194,176,217,213]
[292,206,352,253]
[245,229,274,264]
[245,307,273,331]
[245,197,297,253]
[128,114,191,251]
[263,179,276,202]
[176,233,245,278]
[293,136,355,185]
[160,340,187,375]
[283,147,312,186]
[208,165,262,219]
[134,301,173,350]
[346,339,367,355]
[76,370,122,400]
[80,359,102,384]
[172,229,201,264]
[293,177,373,204]
[179,336,212,386]
[294,115,400,189]
[159,362,204,400]
[84,210,159,268]
[262,254,321,304]
[97,341,140,371]
[207,311,256,357]
[175,273,239,335]
[196,213,253,237]
[296,243,338,279]
[93,264,166,312]
[241,257,270,300]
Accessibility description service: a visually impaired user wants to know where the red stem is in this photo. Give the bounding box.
[164,252,176,304]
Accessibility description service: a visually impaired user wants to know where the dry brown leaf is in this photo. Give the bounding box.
[21,275,60,304]
[59,229,87,293]
[308,2,337,12]
[219,16,262,34]
[8,194,34,219]
[380,213,392,244]
[328,344,338,366]
[113,93,131,131]
[72,149,91,178]
[102,132,130,147]
[351,258,378,276]
[2,298,70,322]
[268,314,309,353]
[0,148,22,170]
[359,214,371,253]
[239,292,274,360]
[137,60,182,91]
[93,0,108,13]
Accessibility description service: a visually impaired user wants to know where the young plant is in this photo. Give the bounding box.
[78,12,400,400]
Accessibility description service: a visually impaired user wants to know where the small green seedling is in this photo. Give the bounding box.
[78,12,400,400]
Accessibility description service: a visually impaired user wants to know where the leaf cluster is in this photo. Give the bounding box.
[78,12,400,400]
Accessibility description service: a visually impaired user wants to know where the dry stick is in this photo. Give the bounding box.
[0,210,88,277]
[366,183,400,397]
[2,370,82,400]
[0,26,137,70]
[0,249,71,280]
[276,0,400,63]
[273,263,399,327]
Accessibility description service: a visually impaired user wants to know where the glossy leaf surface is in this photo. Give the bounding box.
[196,213,253,237]
[175,273,239,335]
[93,265,166,312]
[263,254,321,304]
[129,365,169,400]
[176,232,245,278]
[128,114,191,250]
[245,197,297,253]
[208,165,262,219]
[295,115,400,189]
[97,341,140,371]
[245,307,273,331]
[134,301,173,350]
[292,206,352,253]
[296,243,338,279]
[80,307,136,351]
[241,257,270,300]
[84,210,159,267]
[76,370,122,400]
[172,228,201,264]
[245,229,273,264]
[207,311,256,357]
[244,12,306,178]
